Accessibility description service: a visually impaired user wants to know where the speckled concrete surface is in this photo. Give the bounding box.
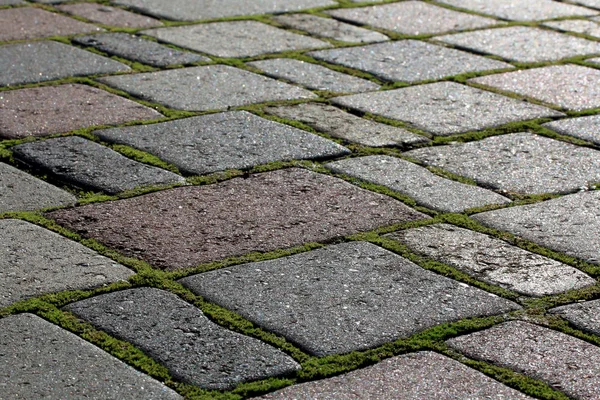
[57,3,163,28]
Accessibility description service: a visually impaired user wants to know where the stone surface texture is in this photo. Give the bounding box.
[543,115,600,145]
[57,3,163,28]
[543,19,600,38]
[551,300,600,336]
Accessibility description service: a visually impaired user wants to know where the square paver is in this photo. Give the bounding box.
[142,21,330,58]
[551,300,600,336]
[470,65,600,111]
[326,155,510,213]
[473,190,600,265]
[543,115,600,145]
[180,242,519,356]
[331,82,563,136]
[94,111,349,175]
[436,26,600,63]
[0,84,162,139]
[308,40,512,83]
[543,19,600,38]
[57,3,163,28]
[0,41,130,87]
[98,65,316,111]
[326,1,499,35]
[47,168,428,270]
[65,288,300,389]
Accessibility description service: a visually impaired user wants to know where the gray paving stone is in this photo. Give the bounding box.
[326,1,499,35]
[308,40,512,83]
[436,0,597,20]
[473,191,600,265]
[447,321,600,400]
[98,65,316,111]
[331,82,562,136]
[543,19,600,38]
[436,26,600,63]
[64,288,300,390]
[0,219,133,308]
[588,56,600,64]
[326,155,510,213]
[248,59,380,93]
[551,300,600,336]
[0,162,76,213]
[263,103,428,147]
[273,14,389,43]
[577,0,600,8]
[388,224,594,296]
[407,132,600,194]
[74,33,208,67]
[180,242,519,356]
[111,0,336,21]
[256,351,534,399]
[470,65,600,111]
[95,111,348,175]
[142,21,330,58]
[0,314,182,399]
[57,3,163,28]
[0,41,130,87]
[543,115,600,145]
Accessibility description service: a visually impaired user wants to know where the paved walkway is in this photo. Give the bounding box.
[1,0,600,399]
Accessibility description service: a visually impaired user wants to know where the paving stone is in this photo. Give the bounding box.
[98,65,316,111]
[447,321,600,400]
[577,0,600,8]
[0,84,162,139]
[331,82,562,136]
[0,314,182,399]
[0,162,76,213]
[273,14,389,43]
[437,26,600,63]
[551,300,600,336]
[407,132,600,194]
[180,242,519,356]
[256,351,534,399]
[0,41,130,87]
[543,19,600,38]
[473,191,600,265]
[0,7,103,42]
[0,219,133,308]
[436,0,597,20]
[94,111,349,175]
[64,288,300,390]
[326,155,510,213]
[388,224,595,296]
[0,0,24,4]
[588,56,600,64]
[74,33,209,67]
[57,3,163,28]
[142,21,330,58]
[308,40,512,83]
[326,1,499,35]
[470,65,600,111]
[111,0,336,21]
[263,103,429,147]
[543,115,600,145]
[47,168,427,270]
[247,59,380,93]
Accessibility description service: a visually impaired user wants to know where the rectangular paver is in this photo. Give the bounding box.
[436,0,598,20]
[543,115,600,146]
[551,300,600,336]
[57,3,163,28]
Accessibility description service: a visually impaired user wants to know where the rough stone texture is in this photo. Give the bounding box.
[326,156,510,213]
[331,82,562,136]
[0,219,133,308]
[64,288,300,390]
[57,3,163,28]
[388,224,594,296]
[142,21,330,58]
[0,41,130,87]
[248,59,380,93]
[578,0,600,8]
[588,56,600,64]
[0,162,76,213]
[473,191,600,265]
[74,33,208,67]
[308,40,512,83]
[543,115,600,145]
[326,1,499,35]
[543,19,600,38]
[264,103,428,147]
[256,351,534,399]
[0,314,182,399]
[470,65,600,111]
[94,111,349,175]
[551,300,600,336]
[447,321,600,400]
[0,7,103,42]
[0,84,162,139]
[47,168,427,270]
[180,242,519,356]
[273,14,389,43]
[98,65,316,111]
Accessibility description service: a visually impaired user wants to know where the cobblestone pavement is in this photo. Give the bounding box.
[2,0,600,399]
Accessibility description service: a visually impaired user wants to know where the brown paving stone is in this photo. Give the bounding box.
[47,168,428,270]
[57,3,163,28]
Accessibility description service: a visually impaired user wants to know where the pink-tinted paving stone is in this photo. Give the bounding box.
[57,3,163,28]
[47,168,427,270]
[0,7,103,42]
[0,84,162,139]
